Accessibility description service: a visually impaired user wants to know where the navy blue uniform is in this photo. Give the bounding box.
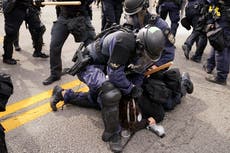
[101,0,123,31]
[125,11,178,112]
[3,0,45,62]
[157,0,182,36]
[143,13,175,66]
[183,0,208,62]
[205,0,230,83]
[64,30,143,107]
[125,12,175,66]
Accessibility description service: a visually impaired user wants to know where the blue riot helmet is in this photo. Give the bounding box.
[132,26,165,74]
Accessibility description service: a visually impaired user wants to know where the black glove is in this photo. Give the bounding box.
[33,0,45,7]
[131,86,143,99]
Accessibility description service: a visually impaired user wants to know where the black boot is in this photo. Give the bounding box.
[205,75,227,85]
[43,75,60,85]
[50,85,64,111]
[191,55,201,63]
[3,58,17,65]
[203,63,212,74]
[109,133,123,153]
[33,51,49,58]
[182,44,190,59]
[181,72,194,95]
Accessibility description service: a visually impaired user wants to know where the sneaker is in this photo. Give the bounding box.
[50,85,64,111]
[33,52,49,58]
[182,72,194,94]
[205,75,227,85]
[147,124,165,138]
[182,44,190,59]
[3,58,17,65]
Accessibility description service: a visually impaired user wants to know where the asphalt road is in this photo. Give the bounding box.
[0,4,230,153]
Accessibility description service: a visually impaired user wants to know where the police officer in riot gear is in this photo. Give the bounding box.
[204,0,230,85]
[49,25,165,152]
[42,0,96,85]
[181,0,209,62]
[2,0,48,65]
[124,0,194,115]
[101,0,124,31]
[124,0,176,67]
[156,0,185,36]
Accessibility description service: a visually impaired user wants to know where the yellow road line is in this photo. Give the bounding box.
[0,80,84,118]
[2,86,89,132]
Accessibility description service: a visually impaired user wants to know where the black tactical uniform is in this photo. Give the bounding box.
[204,0,230,85]
[43,0,96,85]
[182,0,209,62]
[2,0,48,65]
[101,0,124,31]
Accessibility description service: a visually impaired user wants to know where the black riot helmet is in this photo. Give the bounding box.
[136,25,165,61]
[124,0,149,15]
[133,25,165,74]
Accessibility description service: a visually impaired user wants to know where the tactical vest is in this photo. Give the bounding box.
[89,25,133,65]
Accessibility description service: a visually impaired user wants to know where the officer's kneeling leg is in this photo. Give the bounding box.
[100,81,123,152]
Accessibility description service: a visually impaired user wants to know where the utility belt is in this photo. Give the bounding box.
[60,11,86,19]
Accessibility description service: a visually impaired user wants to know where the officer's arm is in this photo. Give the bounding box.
[107,66,133,95]
[154,17,175,46]
[106,33,136,95]
[154,47,175,67]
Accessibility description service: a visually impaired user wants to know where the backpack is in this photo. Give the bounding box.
[94,24,132,52]
[143,72,172,104]
[163,68,181,94]
[0,73,13,112]
[119,97,145,132]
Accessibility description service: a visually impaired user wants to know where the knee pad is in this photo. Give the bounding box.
[101,81,121,107]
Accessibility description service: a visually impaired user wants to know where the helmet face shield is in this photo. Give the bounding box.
[125,14,141,29]
[131,48,156,74]
[136,25,165,62]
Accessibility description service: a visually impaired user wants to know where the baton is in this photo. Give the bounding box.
[144,61,173,76]
[37,1,81,6]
